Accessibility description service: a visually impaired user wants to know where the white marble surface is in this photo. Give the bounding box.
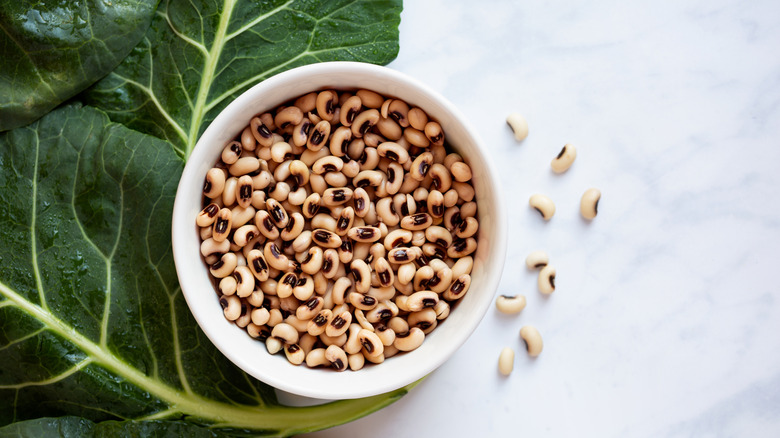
[302,0,780,436]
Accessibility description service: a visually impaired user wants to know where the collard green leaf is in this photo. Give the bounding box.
[0,104,413,436]
[0,0,159,131]
[82,0,403,159]
[0,416,224,438]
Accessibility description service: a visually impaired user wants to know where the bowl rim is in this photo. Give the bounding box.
[172,61,507,399]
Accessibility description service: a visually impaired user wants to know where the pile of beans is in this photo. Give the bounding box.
[196,89,478,371]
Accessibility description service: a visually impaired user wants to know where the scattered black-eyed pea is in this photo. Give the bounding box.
[325,344,348,371]
[538,265,556,295]
[519,325,543,357]
[525,250,549,270]
[271,322,299,345]
[529,194,555,220]
[506,113,529,142]
[580,188,601,220]
[219,294,241,321]
[406,291,439,312]
[358,329,384,358]
[551,143,577,173]
[197,203,220,227]
[210,252,238,278]
[265,337,284,355]
[498,347,515,376]
[495,295,527,314]
[285,343,305,365]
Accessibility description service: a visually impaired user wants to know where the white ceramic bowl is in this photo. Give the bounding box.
[172,62,506,399]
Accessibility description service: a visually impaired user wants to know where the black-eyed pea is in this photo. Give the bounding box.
[324,171,348,188]
[348,353,365,371]
[348,292,377,311]
[349,259,371,293]
[377,141,410,164]
[580,188,601,220]
[265,198,289,229]
[407,107,428,130]
[400,213,433,231]
[407,291,439,312]
[312,155,343,174]
[424,121,444,146]
[525,250,549,270]
[377,116,403,140]
[506,113,529,142]
[373,257,394,287]
[321,187,353,207]
[246,323,267,340]
[197,203,220,228]
[320,331,348,349]
[276,272,298,299]
[496,295,527,314]
[298,333,317,356]
[219,275,238,296]
[246,288,264,307]
[452,181,475,203]
[425,226,453,248]
[211,208,232,242]
[250,114,275,147]
[296,296,324,321]
[375,324,396,347]
[460,201,478,219]
[307,309,332,336]
[447,238,477,258]
[210,252,238,278]
[320,248,340,279]
[358,329,384,358]
[267,308,284,328]
[311,213,337,232]
[271,322,299,345]
[411,230,426,247]
[328,125,352,157]
[339,95,362,127]
[299,245,323,275]
[204,168,226,199]
[265,336,284,355]
[538,264,556,295]
[551,143,577,173]
[246,249,270,282]
[293,275,315,301]
[263,242,289,271]
[455,216,479,239]
[200,225,213,241]
[428,163,452,192]
[315,90,338,121]
[375,197,400,227]
[386,99,410,127]
[325,344,348,371]
[219,294,241,321]
[404,127,429,148]
[284,343,305,365]
[427,190,445,218]
[394,327,425,352]
[260,278,278,296]
[449,161,472,183]
[311,228,343,249]
[305,120,330,152]
[309,173,328,195]
[498,347,515,376]
[520,325,543,357]
[407,308,437,332]
[356,89,384,108]
[428,268,453,293]
[294,92,317,113]
[251,307,270,326]
[284,314,309,333]
[280,212,304,241]
[434,300,450,320]
[443,274,471,300]
[351,109,380,138]
[397,262,416,285]
[388,246,422,264]
[335,207,355,236]
[347,226,381,243]
[231,204,257,228]
[326,310,352,337]
[344,323,363,354]
[305,348,329,368]
[232,224,258,248]
[241,126,257,152]
[385,162,404,195]
[443,206,463,231]
[384,229,413,250]
[200,237,230,258]
[529,194,555,220]
[410,152,433,181]
[234,266,255,298]
[228,157,260,177]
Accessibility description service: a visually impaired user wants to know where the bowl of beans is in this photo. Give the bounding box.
[172,61,507,399]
